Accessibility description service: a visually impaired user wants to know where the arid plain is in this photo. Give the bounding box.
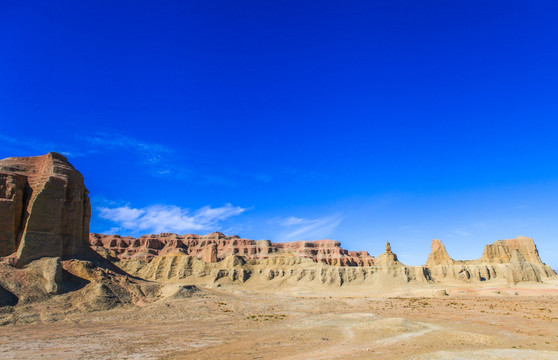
[1,282,557,359]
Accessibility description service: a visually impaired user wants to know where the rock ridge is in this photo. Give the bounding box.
[91,232,557,285]
[89,232,376,266]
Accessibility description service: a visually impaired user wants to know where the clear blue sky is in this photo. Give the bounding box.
[1,1,557,268]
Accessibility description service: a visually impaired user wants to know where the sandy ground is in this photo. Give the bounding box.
[0,281,557,360]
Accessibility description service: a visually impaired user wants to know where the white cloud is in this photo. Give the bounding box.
[98,203,246,234]
[275,214,343,242]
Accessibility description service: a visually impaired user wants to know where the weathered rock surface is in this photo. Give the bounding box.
[0,153,162,315]
[426,239,453,267]
[0,153,92,266]
[375,241,401,266]
[95,233,557,287]
[89,232,376,266]
[117,253,430,288]
[424,237,556,284]
[480,236,543,264]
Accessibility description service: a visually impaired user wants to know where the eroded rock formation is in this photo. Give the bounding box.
[0,153,92,266]
[92,232,557,286]
[480,236,543,264]
[424,237,556,284]
[0,153,556,316]
[89,232,376,266]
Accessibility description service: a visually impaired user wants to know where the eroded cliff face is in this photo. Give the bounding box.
[480,236,543,264]
[92,233,557,286]
[117,253,431,288]
[426,239,453,267]
[0,153,92,266]
[89,232,376,266]
[424,237,556,284]
[0,154,152,312]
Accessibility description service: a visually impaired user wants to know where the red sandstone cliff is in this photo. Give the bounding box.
[0,153,92,266]
[89,232,376,266]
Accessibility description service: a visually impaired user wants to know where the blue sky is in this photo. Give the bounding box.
[1,1,558,268]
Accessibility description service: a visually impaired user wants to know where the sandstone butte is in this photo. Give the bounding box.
[0,152,92,266]
[0,153,557,309]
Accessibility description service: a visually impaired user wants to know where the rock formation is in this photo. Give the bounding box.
[93,232,557,287]
[424,237,556,284]
[375,241,400,266]
[89,232,376,266]
[0,153,556,315]
[0,153,92,266]
[480,236,543,264]
[426,239,453,267]
[0,153,155,313]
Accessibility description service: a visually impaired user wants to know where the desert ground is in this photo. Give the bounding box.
[0,281,557,360]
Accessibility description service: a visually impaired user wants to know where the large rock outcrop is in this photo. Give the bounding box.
[0,152,92,266]
[424,237,556,284]
[426,239,454,267]
[93,232,557,286]
[375,241,401,266]
[89,232,376,266]
[480,236,543,264]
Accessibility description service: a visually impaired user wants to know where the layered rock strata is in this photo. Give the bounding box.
[89,232,376,266]
[424,237,556,284]
[0,153,92,266]
[93,233,557,286]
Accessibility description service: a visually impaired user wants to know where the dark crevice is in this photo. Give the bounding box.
[15,181,33,252]
[0,285,18,307]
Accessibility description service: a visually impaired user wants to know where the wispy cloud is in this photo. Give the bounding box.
[279,216,308,226]
[274,214,343,242]
[98,203,246,234]
[0,131,298,186]
[83,132,180,171]
[84,132,173,159]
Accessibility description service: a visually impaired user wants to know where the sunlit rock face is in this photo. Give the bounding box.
[0,152,91,266]
[426,239,453,267]
[480,236,544,264]
[424,237,556,284]
[89,232,376,266]
[92,232,557,286]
